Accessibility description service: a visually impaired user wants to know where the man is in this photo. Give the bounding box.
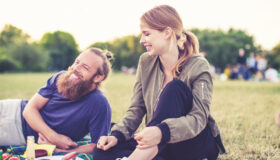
[0,48,113,154]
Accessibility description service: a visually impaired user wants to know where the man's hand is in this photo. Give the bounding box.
[96,136,118,151]
[134,126,162,149]
[38,133,51,144]
[53,143,96,154]
[38,133,95,154]
[23,93,77,149]
[38,133,74,152]
[38,132,77,150]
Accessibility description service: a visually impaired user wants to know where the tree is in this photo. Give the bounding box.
[0,24,31,64]
[0,24,29,47]
[0,24,47,72]
[40,31,79,71]
[5,43,48,71]
[0,57,18,72]
[89,35,144,70]
[266,42,280,70]
[191,28,259,70]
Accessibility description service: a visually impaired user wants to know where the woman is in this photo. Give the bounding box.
[93,5,225,160]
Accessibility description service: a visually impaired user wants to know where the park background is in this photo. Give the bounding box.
[0,0,279,159]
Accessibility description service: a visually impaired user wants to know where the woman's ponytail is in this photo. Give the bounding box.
[172,31,199,77]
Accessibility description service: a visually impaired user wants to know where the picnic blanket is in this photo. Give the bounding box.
[1,135,93,160]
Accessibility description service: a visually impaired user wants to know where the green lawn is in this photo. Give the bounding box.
[0,73,279,159]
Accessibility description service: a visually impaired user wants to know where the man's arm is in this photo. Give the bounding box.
[54,143,96,154]
[23,93,77,149]
[38,133,95,154]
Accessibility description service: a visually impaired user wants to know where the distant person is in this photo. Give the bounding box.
[200,51,207,57]
[230,66,239,80]
[210,64,216,79]
[93,5,225,160]
[0,48,112,154]
[200,51,216,79]
[242,66,250,80]
[236,48,246,79]
[265,66,279,83]
[256,55,267,81]
[246,52,256,78]
[224,64,232,80]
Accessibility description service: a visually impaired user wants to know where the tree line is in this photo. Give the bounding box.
[0,24,279,72]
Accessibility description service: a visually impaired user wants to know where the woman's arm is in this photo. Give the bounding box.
[162,62,213,143]
[111,56,147,141]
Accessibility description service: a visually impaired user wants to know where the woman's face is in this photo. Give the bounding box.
[139,23,167,56]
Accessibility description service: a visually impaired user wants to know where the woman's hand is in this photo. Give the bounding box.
[134,126,162,149]
[97,136,118,151]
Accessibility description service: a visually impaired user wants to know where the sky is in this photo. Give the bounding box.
[0,0,279,50]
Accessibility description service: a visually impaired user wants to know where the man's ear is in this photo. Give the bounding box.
[93,74,105,83]
[164,27,173,40]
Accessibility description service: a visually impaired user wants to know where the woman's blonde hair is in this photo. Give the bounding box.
[140,5,199,77]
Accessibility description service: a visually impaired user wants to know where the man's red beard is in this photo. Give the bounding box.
[57,68,95,101]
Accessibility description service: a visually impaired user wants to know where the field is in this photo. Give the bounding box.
[0,72,279,159]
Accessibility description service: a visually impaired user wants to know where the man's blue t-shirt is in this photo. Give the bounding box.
[21,71,112,144]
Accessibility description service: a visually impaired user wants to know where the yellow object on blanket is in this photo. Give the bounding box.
[21,143,56,158]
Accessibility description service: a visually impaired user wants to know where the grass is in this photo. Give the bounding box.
[0,72,279,159]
